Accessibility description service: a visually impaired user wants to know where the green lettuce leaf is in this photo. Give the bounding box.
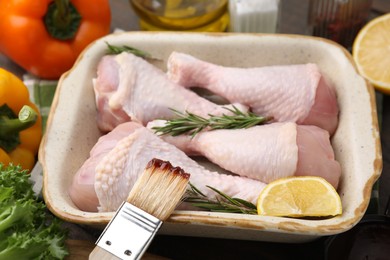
[0,164,68,259]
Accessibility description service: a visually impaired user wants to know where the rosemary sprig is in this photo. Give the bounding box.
[183,183,258,214]
[152,106,272,137]
[105,42,152,59]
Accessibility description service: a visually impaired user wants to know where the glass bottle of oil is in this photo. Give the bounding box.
[130,0,229,32]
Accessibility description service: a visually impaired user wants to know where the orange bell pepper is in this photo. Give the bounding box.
[0,68,42,172]
[0,0,111,79]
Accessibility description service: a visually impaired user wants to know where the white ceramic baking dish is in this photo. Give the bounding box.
[39,32,382,243]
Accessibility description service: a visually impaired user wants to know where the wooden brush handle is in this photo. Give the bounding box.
[89,246,121,260]
[89,246,170,260]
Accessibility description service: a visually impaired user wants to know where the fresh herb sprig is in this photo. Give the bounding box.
[153,106,272,138]
[183,183,258,214]
[105,42,152,59]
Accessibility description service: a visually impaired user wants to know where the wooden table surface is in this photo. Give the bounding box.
[1,0,389,259]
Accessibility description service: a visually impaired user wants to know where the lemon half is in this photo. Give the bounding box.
[257,176,342,218]
[352,13,390,94]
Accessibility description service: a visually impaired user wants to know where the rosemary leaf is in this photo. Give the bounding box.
[152,106,271,137]
[188,182,207,197]
[183,183,258,214]
[232,198,258,210]
[207,185,256,209]
[105,42,152,59]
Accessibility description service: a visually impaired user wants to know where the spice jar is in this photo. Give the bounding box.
[228,0,281,33]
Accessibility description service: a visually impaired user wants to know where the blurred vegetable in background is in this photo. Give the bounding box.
[0,0,111,79]
[0,164,68,259]
[0,68,42,172]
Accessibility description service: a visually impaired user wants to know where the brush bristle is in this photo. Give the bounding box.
[126,158,190,220]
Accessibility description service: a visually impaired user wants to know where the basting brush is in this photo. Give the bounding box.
[89,158,190,260]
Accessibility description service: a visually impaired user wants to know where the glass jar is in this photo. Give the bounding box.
[130,0,229,32]
[308,0,373,49]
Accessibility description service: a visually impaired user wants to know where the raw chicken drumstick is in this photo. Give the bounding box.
[68,122,266,212]
[166,52,339,135]
[148,121,341,189]
[67,123,131,212]
[93,52,247,132]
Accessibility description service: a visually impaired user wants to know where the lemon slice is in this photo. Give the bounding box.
[257,176,342,217]
[352,13,390,94]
